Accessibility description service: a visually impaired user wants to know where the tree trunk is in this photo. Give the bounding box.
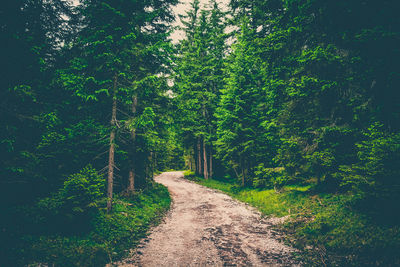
[209,146,213,179]
[127,95,137,194]
[128,170,135,192]
[192,154,195,171]
[154,152,157,172]
[203,137,208,179]
[150,151,154,179]
[194,143,198,175]
[107,75,118,213]
[240,157,245,187]
[188,153,192,171]
[197,136,202,176]
[241,167,245,187]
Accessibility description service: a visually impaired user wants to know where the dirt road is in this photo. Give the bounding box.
[117,171,300,266]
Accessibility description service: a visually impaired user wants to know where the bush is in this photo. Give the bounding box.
[60,165,105,215]
[253,164,286,189]
[183,170,196,180]
[341,124,400,204]
[38,165,104,217]
[10,183,171,266]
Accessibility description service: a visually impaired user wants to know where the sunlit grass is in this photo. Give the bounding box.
[196,177,311,217]
[185,172,400,266]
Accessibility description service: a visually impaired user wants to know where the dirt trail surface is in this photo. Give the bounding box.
[116,171,300,267]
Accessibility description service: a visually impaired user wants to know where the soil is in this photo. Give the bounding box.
[114,171,300,266]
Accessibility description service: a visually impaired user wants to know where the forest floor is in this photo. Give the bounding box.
[114,171,300,266]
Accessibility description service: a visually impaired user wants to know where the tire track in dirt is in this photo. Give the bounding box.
[115,171,300,266]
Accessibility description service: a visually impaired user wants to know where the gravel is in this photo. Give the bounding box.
[114,171,300,267]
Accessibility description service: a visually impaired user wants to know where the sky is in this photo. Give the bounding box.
[170,0,229,43]
[69,0,229,43]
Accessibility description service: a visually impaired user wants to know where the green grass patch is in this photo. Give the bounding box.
[185,173,400,266]
[3,183,171,266]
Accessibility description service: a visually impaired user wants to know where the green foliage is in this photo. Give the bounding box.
[34,166,105,237]
[1,0,179,264]
[189,174,400,266]
[253,165,287,189]
[341,124,400,202]
[2,0,400,265]
[60,166,105,214]
[183,170,196,179]
[174,0,227,178]
[7,184,171,266]
[176,2,400,263]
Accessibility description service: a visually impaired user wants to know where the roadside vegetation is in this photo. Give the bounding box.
[1,1,179,266]
[184,171,400,266]
[2,0,399,266]
[176,0,400,265]
[3,176,170,266]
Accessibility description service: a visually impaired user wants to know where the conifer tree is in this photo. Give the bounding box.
[215,18,267,186]
[61,0,177,211]
[174,0,227,179]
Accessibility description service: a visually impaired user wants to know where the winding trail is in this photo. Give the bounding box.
[117,171,300,266]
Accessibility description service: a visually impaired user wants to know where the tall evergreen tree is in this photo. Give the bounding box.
[215,18,268,186]
[174,0,227,179]
[60,0,177,211]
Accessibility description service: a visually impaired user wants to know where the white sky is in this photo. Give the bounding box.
[69,0,229,43]
[170,0,229,43]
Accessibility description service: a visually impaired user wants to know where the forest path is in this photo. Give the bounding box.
[116,171,300,266]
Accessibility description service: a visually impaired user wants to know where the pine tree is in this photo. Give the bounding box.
[215,18,267,186]
[61,0,177,212]
[174,0,227,179]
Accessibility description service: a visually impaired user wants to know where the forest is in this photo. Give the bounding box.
[1,0,399,266]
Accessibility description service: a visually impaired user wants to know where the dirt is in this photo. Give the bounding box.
[114,171,300,266]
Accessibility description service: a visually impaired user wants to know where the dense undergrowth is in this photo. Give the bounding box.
[1,183,171,267]
[184,171,400,266]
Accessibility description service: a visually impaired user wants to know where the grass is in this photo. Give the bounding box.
[184,170,400,266]
[3,183,171,267]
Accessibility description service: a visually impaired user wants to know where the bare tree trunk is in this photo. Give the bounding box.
[192,153,195,171]
[244,168,248,187]
[150,151,154,179]
[127,96,137,194]
[209,146,213,179]
[233,165,240,180]
[194,143,199,175]
[107,75,118,213]
[128,170,135,192]
[240,157,245,187]
[203,138,208,179]
[188,153,192,171]
[241,167,245,187]
[197,136,202,176]
[154,152,157,173]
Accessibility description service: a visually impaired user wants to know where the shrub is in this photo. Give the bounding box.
[36,165,105,235]
[253,164,286,189]
[13,183,171,266]
[60,165,105,215]
[38,165,104,217]
[341,124,400,204]
[183,170,196,180]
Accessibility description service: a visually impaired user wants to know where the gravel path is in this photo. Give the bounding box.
[116,171,300,266]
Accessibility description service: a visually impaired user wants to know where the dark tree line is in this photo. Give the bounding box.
[1,0,399,265]
[1,0,182,263]
[174,0,400,205]
[1,0,183,209]
[173,2,399,264]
